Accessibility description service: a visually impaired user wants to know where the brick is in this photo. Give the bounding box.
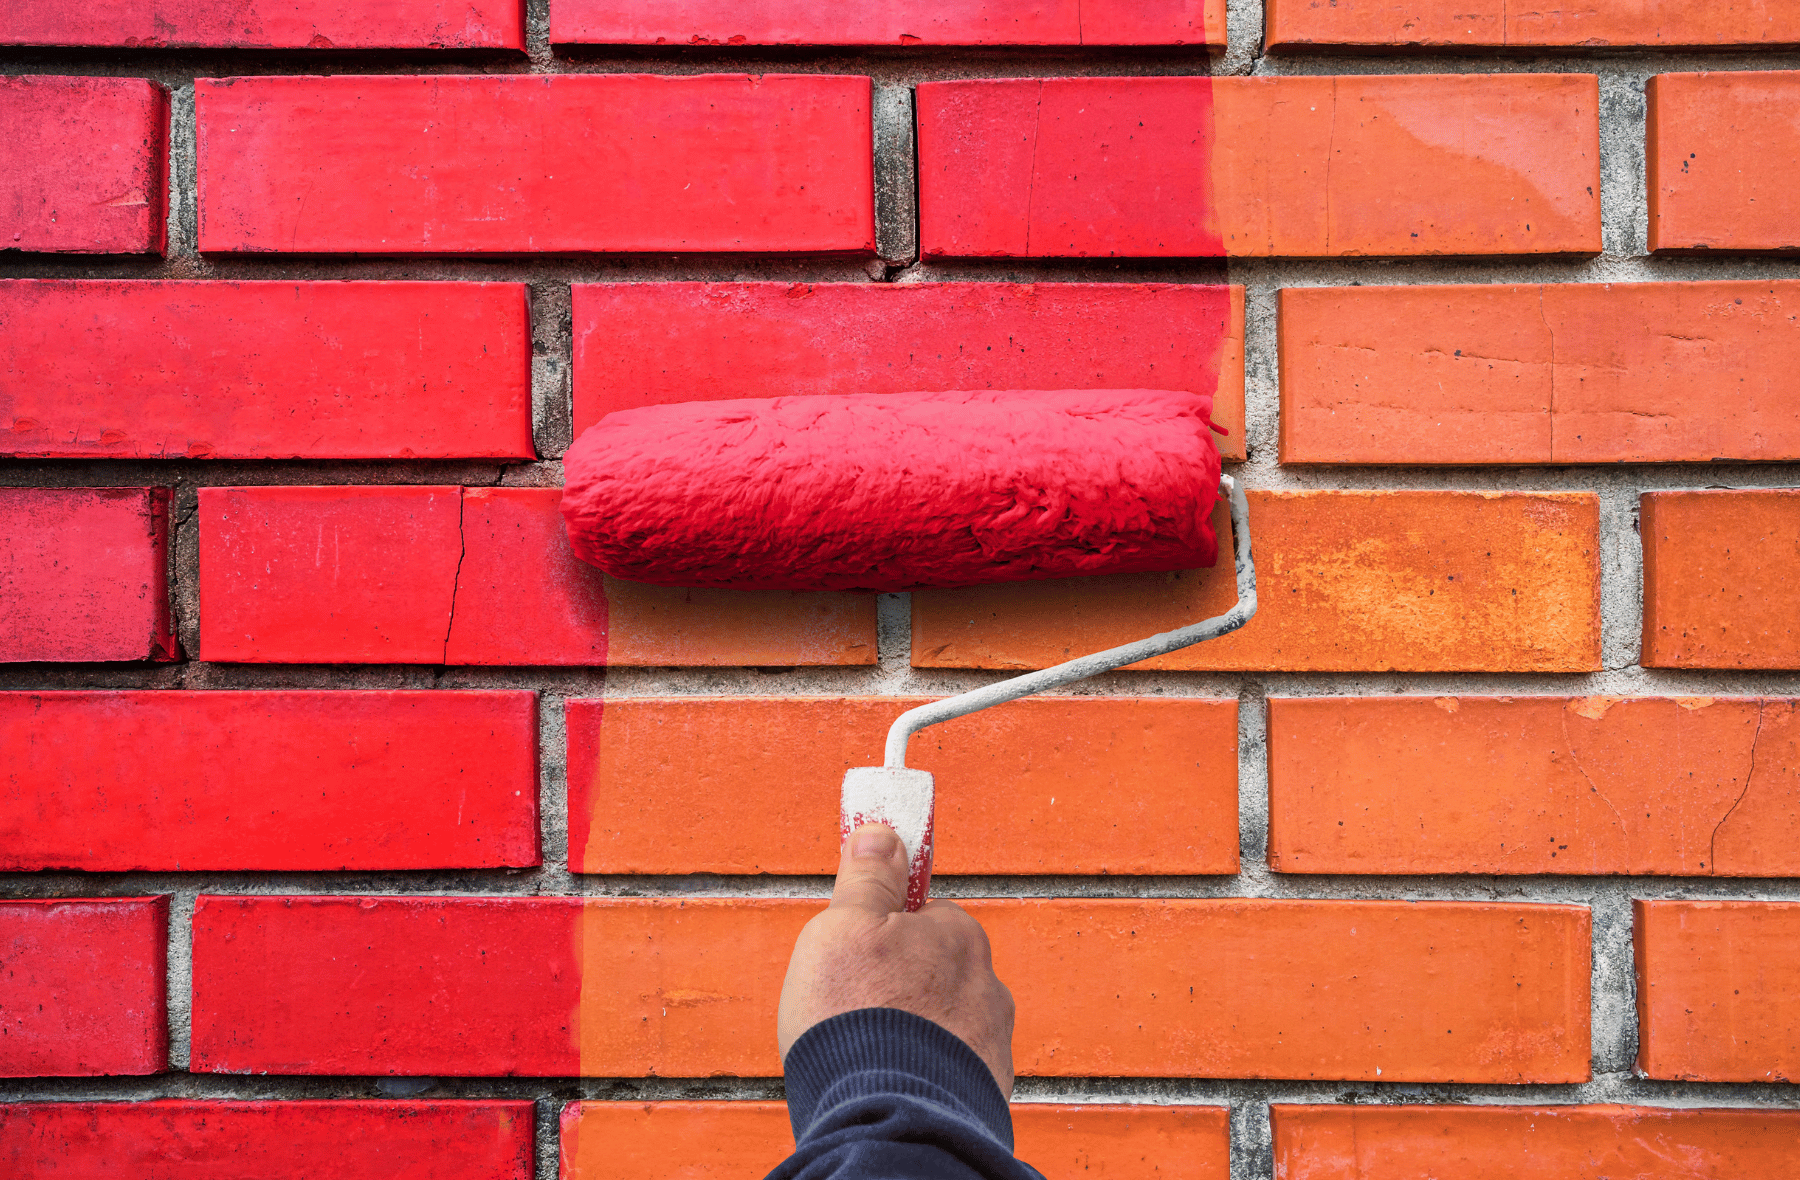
[1279,281,1800,464]
[0,76,166,254]
[1635,900,1800,1081]
[559,1101,1229,1179]
[1266,1,1800,50]
[0,280,533,460]
[565,696,1238,875]
[1650,72,1800,253]
[0,1100,535,1178]
[200,486,875,666]
[1274,1104,1800,1179]
[571,282,1247,461]
[1642,490,1800,669]
[0,0,523,48]
[0,898,166,1076]
[550,0,1224,46]
[196,75,874,255]
[0,690,538,872]
[917,75,1599,259]
[914,491,1600,673]
[1267,696,1800,876]
[192,897,1587,1080]
[0,487,175,663]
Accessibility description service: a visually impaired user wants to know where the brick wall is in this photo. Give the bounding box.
[3,2,1799,1176]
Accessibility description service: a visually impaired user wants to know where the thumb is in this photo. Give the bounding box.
[830,823,909,916]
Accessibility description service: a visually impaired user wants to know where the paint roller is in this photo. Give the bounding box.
[563,387,1258,910]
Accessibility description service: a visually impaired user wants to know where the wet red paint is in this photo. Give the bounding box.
[563,388,1225,592]
[0,690,539,871]
[0,0,523,48]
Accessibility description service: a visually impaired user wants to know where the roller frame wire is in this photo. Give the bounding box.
[883,473,1258,769]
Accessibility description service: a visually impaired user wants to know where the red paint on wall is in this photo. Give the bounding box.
[0,0,525,48]
[0,487,176,663]
[0,280,534,459]
[0,690,540,871]
[569,281,1247,460]
[563,388,1225,591]
[0,898,167,1077]
[0,76,167,254]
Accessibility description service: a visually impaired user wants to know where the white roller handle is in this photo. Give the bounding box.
[839,475,1258,912]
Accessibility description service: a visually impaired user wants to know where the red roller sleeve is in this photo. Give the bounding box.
[561,388,1225,592]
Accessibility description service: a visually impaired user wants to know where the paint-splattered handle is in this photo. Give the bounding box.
[839,766,936,913]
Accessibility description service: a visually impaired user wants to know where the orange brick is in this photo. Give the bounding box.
[1650,72,1800,253]
[913,491,1600,673]
[565,696,1238,875]
[1275,1104,1800,1179]
[1268,696,1800,875]
[558,1101,1230,1179]
[1279,282,1800,464]
[570,899,1589,1080]
[1635,900,1800,1081]
[1267,1,1800,50]
[1642,490,1800,669]
[918,74,1599,258]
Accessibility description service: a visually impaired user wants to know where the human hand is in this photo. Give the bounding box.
[777,823,1016,1096]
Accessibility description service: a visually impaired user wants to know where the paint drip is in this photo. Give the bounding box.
[840,766,935,913]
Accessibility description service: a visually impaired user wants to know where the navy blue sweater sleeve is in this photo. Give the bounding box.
[766,1008,1045,1180]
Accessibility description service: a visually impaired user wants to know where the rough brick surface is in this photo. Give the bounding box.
[1266,1,1800,50]
[200,486,874,666]
[571,281,1248,460]
[565,696,1239,875]
[917,75,1599,258]
[192,897,1587,1080]
[0,898,167,1077]
[914,491,1601,672]
[559,1101,1230,1179]
[1641,490,1800,669]
[0,76,166,254]
[196,75,875,255]
[0,280,533,459]
[1274,1104,1800,1179]
[0,1100,536,1178]
[1635,900,1800,1082]
[0,0,524,48]
[0,690,539,871]
[0,487,175,663]
[1267,696,1800,876]
[1650,72,1800,253]
[552,0,1225,46]
[1279,281,1800,464]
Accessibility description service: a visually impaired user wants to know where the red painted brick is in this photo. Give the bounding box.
[0,76,166,255]
[1274,1104,1800,1179]
[571,281,1247,461]
[201,486,875,666]
[566,696,1238,875]
[1650,72,1800,253]
[1267,696,1800,876]
[1280,281,1800,464]
[196,75,874,256]
[0,898,166,1077]
[1636,900,1800,1082]
[192,897,1587,1080]
[550,0,1224,46]
[0,0,523,49]
[1642,490,1800,669]
[0,1100,535,1178]
[917,75,1599,258]
[1266,1,1800,50]
[914,491,1601,673]
[0,690,538,872]
[0,487,175,663]
[0,280,533,460]
[560,1101,1229,1179]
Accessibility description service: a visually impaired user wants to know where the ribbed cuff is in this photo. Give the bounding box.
[782,1007,1013,1151]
